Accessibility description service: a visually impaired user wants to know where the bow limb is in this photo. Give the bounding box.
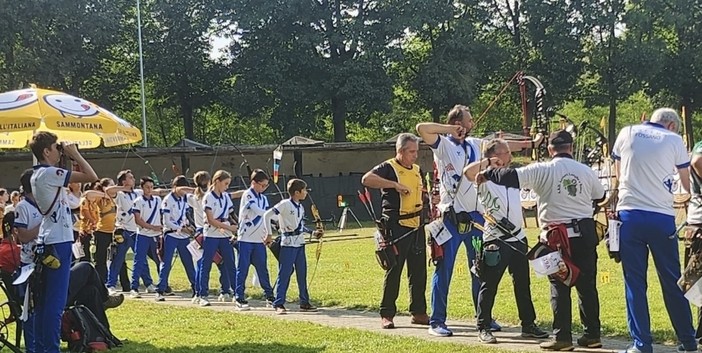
[307,193,325,290]
[521,75,548,162]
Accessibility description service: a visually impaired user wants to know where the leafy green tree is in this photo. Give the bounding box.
[624,0,702,145]
[223,0,416,142]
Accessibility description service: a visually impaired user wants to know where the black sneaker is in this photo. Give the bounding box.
[522,323,549,339]
[235,298,250,311]
[299,303,318,312]
[479,329,497,344]
[104,294,125,309]
[576,336,602,348]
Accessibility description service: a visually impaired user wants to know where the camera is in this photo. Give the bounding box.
[497,217,517,233]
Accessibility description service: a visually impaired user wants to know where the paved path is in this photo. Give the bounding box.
[133,292,678,353]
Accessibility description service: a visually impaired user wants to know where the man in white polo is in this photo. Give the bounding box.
[613,108,696,353]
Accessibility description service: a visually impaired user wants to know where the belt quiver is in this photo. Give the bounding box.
[545,224,580,287]
[444,206,473,234]
[268,237,282,261]
[374,217,398,271]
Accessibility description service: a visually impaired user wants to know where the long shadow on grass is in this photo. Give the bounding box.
[119,341,324,353]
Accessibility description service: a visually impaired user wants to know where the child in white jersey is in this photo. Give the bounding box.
[105,170,155,294]
[264,178,322,314]
[188,171,244,302]
[156,175,196,301]
[236,169,275,310]
[130,176,163,298]
[195,170,239,307]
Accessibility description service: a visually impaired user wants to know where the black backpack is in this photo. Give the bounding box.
[61,305,122,352]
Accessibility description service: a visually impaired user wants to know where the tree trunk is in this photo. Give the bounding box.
[331,95,346,142]
[431,107,442,123]
[181,103,195,141]
[607,18,617,146]
[682,96,694,150]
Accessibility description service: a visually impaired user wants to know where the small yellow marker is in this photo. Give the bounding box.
[344,261,351,270]
[455,264,466,275]
[600,271,610,284]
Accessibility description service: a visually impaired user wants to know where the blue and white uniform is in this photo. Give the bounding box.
[188,192,232,295]
[428,135,485,330]
[612,121,695,353]
[130,194,162,292]
[158,192,197,294]
[264,199,310,307]
[196,190,237,299]
[106,189,153,289]
[235,188,274,301]
[13,197,41,353]
[30,165,73,353]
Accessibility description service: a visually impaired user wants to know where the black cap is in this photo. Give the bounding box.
[548,130,573,146]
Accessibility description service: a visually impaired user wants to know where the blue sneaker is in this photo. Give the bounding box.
[428,324,453,337]
[490,319,502,332]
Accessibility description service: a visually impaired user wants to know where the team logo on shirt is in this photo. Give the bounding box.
[662,174,676,194]
[557,174,581,197]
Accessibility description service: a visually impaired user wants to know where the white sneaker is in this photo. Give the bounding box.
[106,286,118,295]
[199,297,211,307]
[218,293,232,302]
[146,284,158,293]
[129,290,141,299]
[191,296,200,304]
[155,293,165,302]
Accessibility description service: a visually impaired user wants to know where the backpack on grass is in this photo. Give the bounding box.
[61,305,121,352]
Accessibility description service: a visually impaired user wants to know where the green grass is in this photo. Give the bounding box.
[105,301,535,353]
[0,221,688,352]
[154,221,692,344]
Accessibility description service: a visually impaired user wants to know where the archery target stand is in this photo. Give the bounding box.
[337,207,363,233]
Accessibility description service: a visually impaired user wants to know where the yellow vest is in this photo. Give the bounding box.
[387,158,423,228]
[96,198,117,233]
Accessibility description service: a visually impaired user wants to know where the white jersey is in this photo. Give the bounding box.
[203,191,234,238]
[430,135,484,214]
[30,165,73,245]
[237,188,269,243]
[162,192,189,239]
[612,122,690,216]
[477,181,525,242]
[187,193,206,229]
[14,198,42,264]
[132,195,162,237]
[114,189,143,232]
[264,199,306,247]
[517,156,604,237]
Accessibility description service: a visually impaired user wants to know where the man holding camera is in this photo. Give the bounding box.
[362,133,428,329]
[464,139,548,344]
[29,132,97,353]
[476,130,604,351]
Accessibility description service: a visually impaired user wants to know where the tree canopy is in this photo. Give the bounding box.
[1,0,700,146]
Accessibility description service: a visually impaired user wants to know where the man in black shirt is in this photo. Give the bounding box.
[362,133,428,329]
